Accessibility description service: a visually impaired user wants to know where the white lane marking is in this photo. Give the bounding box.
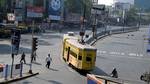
[98,50,144,57]
[98,50,107,54]
[129,53,137,56]
[109,52,121,55]
[120,52,125,55]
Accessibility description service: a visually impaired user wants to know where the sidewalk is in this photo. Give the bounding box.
[0,72,39,84]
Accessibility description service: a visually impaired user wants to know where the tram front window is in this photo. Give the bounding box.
[78,56,82,60]
[86,57,91,61]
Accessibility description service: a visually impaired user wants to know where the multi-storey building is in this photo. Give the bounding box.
[92,0,98,5]
[134,0,150,10]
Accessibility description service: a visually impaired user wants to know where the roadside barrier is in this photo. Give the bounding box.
[0,63,23,80]
[85,26,139,44]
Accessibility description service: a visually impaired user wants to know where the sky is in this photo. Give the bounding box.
[98,0,113,5]
[98,0,134,5]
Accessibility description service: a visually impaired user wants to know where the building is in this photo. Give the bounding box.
[92,0,98,5]
[114,2,132,10]
[134,0,150,11]
[113,0,134,4]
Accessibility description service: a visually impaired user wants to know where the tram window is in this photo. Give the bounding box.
[78,56,82,60]
[70,50,77,58]
[86,57,91,61]
[65,48,68,51]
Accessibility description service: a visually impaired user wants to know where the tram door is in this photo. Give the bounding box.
[67,47,70,61]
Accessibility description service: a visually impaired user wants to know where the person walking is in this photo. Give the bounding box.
[31,51,36,62]
[110,68,118,78]
[46,54,52,69]
[20,52,26,64]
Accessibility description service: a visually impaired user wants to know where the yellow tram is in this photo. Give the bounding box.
[62,32,97,71]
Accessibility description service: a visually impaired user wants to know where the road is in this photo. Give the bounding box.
[0,29,88,84]
[0,26,149,84]
[93,27,150,83]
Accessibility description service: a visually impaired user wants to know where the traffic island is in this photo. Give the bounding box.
[0,72,39,84]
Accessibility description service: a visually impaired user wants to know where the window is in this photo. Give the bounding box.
[70,50,77,58]
[65,48,68,51]
[86,57,92,61]
[78,56,82,60]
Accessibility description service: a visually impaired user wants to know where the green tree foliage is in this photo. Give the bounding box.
[126,7,138,22]
[64,0,92,17]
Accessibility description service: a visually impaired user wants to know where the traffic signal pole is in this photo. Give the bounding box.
[10,29,21,78]
[10,53,14,78]
[29,21,35,74]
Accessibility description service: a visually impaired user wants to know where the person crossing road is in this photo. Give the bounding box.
[46,54,52,69]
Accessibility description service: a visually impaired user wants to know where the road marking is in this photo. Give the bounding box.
[129,53,137,56]
[120,52,125,55]
[97,50,107,54]
[109,52,120,55]
[98,50,144,57]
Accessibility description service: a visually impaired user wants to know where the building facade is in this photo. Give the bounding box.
[113,0,134,4]
[92,0,98,5]
[134,0,150,11]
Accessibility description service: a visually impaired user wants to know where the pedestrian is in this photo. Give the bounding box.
[31,51,36,62]
[20,52,26,64]
[45,54,52,69]
[110,68,118,78]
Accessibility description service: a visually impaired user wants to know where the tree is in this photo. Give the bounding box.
[125,7,139,26]
[64,0,92,17]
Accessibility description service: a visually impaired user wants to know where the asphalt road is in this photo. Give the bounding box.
[0,26,149,84]
[93,28,150,84]
[0,30,88,84]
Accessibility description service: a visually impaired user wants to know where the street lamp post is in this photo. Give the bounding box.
[122,9,126,32]
[80,0,86,43]
[138,8,142,30]
[29,20,35,74]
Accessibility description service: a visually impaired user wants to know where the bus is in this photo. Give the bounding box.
[62,32,97,71]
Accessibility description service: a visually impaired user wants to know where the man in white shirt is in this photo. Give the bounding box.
[46,54,52,68]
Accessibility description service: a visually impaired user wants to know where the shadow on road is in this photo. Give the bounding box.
[48,68,59,71]
[32,62,42,65]
[91,66,109,76]
[48,80,62,84]
[22,81,32,84]
[34,76,62,84]
[0,44,31,54]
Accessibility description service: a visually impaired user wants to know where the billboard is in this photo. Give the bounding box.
[48,0,63,20]
[27,6,44,18]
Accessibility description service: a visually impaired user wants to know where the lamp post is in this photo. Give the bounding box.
[80,0,86,43]
[138,8,142,30]
[122,9,126,32]
[29,20,34,74]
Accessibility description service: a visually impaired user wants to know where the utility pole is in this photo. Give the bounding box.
[122,10,125,32]
[80,0,86,43]
[29,20,34,74]
[138,8,142,30]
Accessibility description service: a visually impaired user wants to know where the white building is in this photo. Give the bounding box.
[113,0,134,5]
[114,2,132,10]
[92,0,98,5]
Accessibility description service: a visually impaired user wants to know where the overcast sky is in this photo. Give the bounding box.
[98,0,113,5]
[98,0,134,5]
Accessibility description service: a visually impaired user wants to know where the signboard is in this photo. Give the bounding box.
[15,0,23,8]
[7,13,15,21]
[14,9,23,21]
[27,6,44,18]
[11,29,21,55]
[48,0,62,20]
